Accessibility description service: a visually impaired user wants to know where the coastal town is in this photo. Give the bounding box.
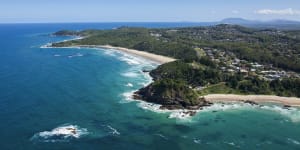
[200,47,300,81]
[147,25,300,82]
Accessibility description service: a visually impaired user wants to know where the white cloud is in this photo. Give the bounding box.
[255,8,300,15]
[232,10,239,14]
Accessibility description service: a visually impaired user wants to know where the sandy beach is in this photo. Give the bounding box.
[76,45,176,64]
[204,94,300,107]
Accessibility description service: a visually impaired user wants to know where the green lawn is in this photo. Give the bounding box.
[198,82,242,96]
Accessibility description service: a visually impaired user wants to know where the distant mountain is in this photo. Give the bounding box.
[219,18,300,30]
[220,18,259,24]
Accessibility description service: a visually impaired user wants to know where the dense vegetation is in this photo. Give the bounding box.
[53,27,197,61]
[149,60,300,97]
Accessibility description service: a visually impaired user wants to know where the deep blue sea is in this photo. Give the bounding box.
[1,23,300,150]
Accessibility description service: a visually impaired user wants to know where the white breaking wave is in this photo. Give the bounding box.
[103,49,118,56]
[287,138,300,145]
[120,90,138,103]
[121,72,139,78]
[40,43,52,48]
[119,56,141,65]
[126,83,133,87]
[200,103,253,112]
[105,125,120,135]
[30,124,88,142]
[135,101,300,121]
[193,138,202,144]
[202,103,300,122]
[154,133,168,140]
[111,49,158,66]
[68,53,84,58]
[260,105,300,122]
[136,101,194,120]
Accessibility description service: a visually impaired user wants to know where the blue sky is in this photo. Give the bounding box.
[0,0,300,23]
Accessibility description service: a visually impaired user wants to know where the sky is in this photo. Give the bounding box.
[0,0,300,23]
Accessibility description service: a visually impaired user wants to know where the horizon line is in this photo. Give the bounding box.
[1,18,300,24]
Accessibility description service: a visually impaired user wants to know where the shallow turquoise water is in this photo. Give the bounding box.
[0,23,300,150]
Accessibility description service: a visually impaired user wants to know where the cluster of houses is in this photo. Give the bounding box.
[202,47,300,81]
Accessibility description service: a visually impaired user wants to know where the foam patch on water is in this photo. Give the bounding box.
[201,103,300,123]
[121,72,140,78]
[30,124,88,142]
[40,43,52,48]
[137,101,162,112]
[125,83,133,87]
[102,49,118,57]
[287,138,300,145]
[136,101,195,120]
[260,105,300,122]
[193,138,202,144]
[105,125,120,135]
[108,48,159,66]
[68,53,84,58]
[134,100,300,122]
[200,103,253,112]
[120,90,138,103]
[154,133,168,140]
[119,56,141,65]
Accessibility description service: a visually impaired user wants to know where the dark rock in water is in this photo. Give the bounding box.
[160,105,184,110]
[244,100,258,105]
[132,93,142,100]
[186,111,197,116]
[283,105,291,109]
[142,69,151,73]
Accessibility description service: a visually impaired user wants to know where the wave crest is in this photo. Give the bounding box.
[30,124,88,142]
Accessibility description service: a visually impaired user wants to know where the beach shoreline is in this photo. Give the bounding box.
[51,44,176,64]
[204,94,300,107]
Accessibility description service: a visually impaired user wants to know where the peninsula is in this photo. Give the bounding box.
[52,25,300,110]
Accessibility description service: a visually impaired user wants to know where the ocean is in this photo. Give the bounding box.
[0,23,300,150]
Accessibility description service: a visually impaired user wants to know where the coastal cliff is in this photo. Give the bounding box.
[133,79,212,110]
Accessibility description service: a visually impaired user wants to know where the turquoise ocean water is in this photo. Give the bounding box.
[0,23,300,150]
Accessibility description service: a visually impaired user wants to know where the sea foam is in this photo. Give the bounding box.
[105,125,120,135]
[201,102,300,122]
[68,53,84,58]
[125,83,133,87]
[121,72,140,78]
[30,124,88,142]
[287,138,300,145]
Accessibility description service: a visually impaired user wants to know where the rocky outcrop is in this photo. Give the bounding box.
[133,81,212,112]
